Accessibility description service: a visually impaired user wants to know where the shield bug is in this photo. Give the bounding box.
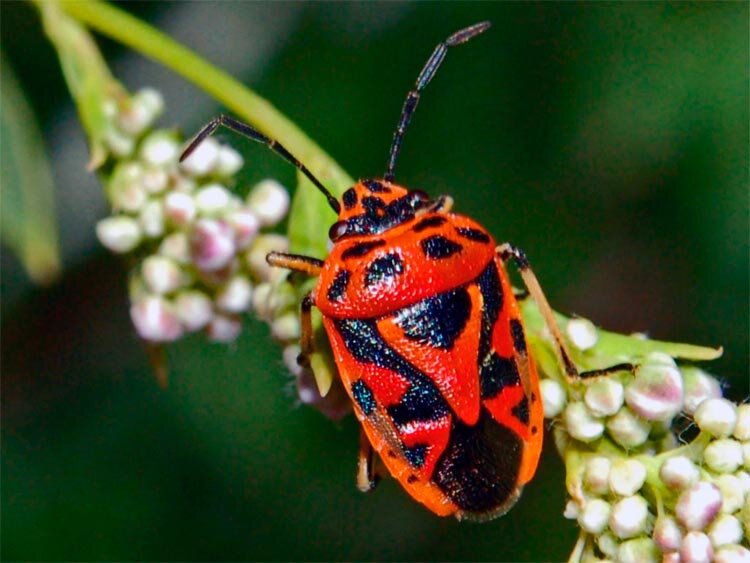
[183,21,581,521]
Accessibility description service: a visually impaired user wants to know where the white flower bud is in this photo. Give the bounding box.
[662,551,681,563]
[654,516,683,552]
[215,145,243,176]
[609,495,649,539]
[680,531,713,563]
[96,216,142,253]
[251,282,274,321]
[660,456,700,490]
[140,131,179,167]
[195,183,233,215]
[676,481,722,531]
[606,407,651,448]
[716,474,745,514]
[139,199,165,238]
[563,401,604,442]
[246,234,289,281]
[714,545,750,563]
[159,232,190,264]
[180,137,220,176]
[227,209,260,250]
[141,167,169,194]
[585,378,624,417]
[133,88,164,119]
[271,311,300,341]
[117,99,152,136]
[625,354,683,421]
[709,514,743,547]
[597,532,619,559]
[216,275,253,313]
[540,378,566,418]
[174,290,213,331]
[108,162,145,211]
[682,366,722,416]
[130,295,183,342]
[566,317,598,350]
[142,255,182,294]
[617,538,659,563]
[190,219,236,271]
[164,192,197,227]
[584,456,612,495]
[206,314,242,342]
[695,398,738,438]
[105,126,135,157]
[246,179,290,226]
[737,471,750,497]
[744,495,750,540]
[705,439,744,474]
[735,404,750,441]
[578,498,611,534]
[744,442,750,470]
[609,459,647,496]
[283,344,302,377]
[563,499,580,520]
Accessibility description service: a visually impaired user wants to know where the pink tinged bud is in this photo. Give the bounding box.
[564,401,604,442]
[246,179,290,226]
[714,545,750,563]
[709,514,743,547]
[704,439,744,474]
[578,498,611,533]
[680,531,713,563]
[141,167,169,194]
[130,296,183,342]
[195,183,233,215]
[159,233,190,264]
[174,290,213,331]
[625,355,684,421]
[609,459,647,496]
[164,192,197,227]
[227,210,260,250]
[676,482,722,531]
[96,216,142,253]
[142,256,182,294]
[654,516,683,552]
[584,456,612,495]
[585,378,624,417]
[682,366,722,416]
[566,317,598,350]
[216,276,253,313]
[215,146,243,176]
[246,234,289,282]
[606,407,651,448]
[205,314,242,342]
[139,200,165,238]
[180,137,220,176]
[660,456,700,490]
[191,219,236,271]
[609,495,649,539]
[734,405,750,441]
[617,538,659,563]
[695,398,738,438]
[662,551,681,563]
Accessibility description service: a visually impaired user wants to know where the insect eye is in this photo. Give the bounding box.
[329,221,349,241]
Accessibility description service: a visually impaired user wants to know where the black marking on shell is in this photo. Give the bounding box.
[476,261,504,367]
[512,396,530,425]
[341,239,386,260]
[480,353,521,399]
[413,215,448,232]
[395,288,471,350]
[351,379,376,415]
[342,188,358,209]
[363,179,390,193]
[456,226,491,244]
[327,270,351,302]
[365,252,404,288]
[510,319,527,354]
[421,235,463,259]
[407,474,419,484]
[404,444,428,468]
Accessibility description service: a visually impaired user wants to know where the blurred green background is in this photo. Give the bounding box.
[2,2,748,560]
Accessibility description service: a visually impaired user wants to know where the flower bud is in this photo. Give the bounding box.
[597,532,619,559]
[164,192,197,227]
[716,474,745,515]
[251,282,274,321]
[676,481,722,531]
[653,516,683,552]
[133,88,164,119]
[159,232,190,264]
[141,167,169,194]
[744,443,750,470]
[660,456,699,490]
[609,495,649,539]
[96,216,142,253]
[563,401,604,442]
[191,219,236,271]
[540,378,566,418]
[227,209,260,250]
[283,344,302,378]
[271,311,301,341]
[735,404,750,441]
[566,317,598,350]
[140,131,179,167]
[708,514,743,548]
[680,531,713,563]
[174,290,213,331]
[617,538,659,563]
[578,498,610,534]
[714,545,750,563]
[246,234,289,281]
[608,459,647,496]
[216,275,253,313]
[130,295,183,342]
[606,407,650,448]
[206,314,242,342]
[216,145,243,176]
[695,398,738,437]
[142,255,182,294]
[180,136,220,176]
[625,354,683,421]
[704,439,744,474]
[246,179,290,226]
[563,499,580,520]
[108,162,145,211]
[118,94,156,136]
[139,199,165,238]
[195,183,233,216]
[584,456,611,495]
[662,551,681,563]
[682,366,722,416]
[585,377,624,417]
[105,126,135,157]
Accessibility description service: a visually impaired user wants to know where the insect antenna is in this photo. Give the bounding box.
[384,21,491,183]
[181,114,341,214]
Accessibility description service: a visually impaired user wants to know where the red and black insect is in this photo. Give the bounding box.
[183,21,581,521]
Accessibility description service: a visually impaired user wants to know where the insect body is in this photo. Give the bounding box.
[183,21,578,521]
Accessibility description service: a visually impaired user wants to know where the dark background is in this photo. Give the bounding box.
[2,2,748,561]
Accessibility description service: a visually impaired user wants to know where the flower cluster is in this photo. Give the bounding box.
[95,88,291,344]
[540,319,749,562]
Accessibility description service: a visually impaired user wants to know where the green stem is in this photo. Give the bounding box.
[59,0,353,192]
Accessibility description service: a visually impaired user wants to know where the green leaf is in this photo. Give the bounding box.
[0,52,61,285]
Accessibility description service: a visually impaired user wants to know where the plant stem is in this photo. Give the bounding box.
[60,0,353,193]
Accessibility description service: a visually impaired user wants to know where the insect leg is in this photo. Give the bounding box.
[267,251,323,276]
[356,428,381,492]
[297,292,315,367]
[497,242,580,379]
